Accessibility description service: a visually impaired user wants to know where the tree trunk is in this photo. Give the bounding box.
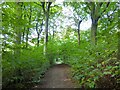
[91,18,98,45]
[78,20,82,45]
[22,29,25,42]
[41,2,52,55]
[26,29,29,48]
[22,5,26,43]
[36,19,43,47]
[53,30,55,38]
[36,22,39,47]
[37,34,40,47]
[22,26,26,43]
[26,5,32,48]
[44,13,49,54]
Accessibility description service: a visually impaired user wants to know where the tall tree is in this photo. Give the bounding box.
[85,2,112,45]
[41,2,52,54]
[35,19,43,47]
[49,4,62,39]
[64,2,87,45]
[26,4,32,48]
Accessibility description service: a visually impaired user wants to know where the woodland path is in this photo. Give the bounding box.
[33,64,79,88]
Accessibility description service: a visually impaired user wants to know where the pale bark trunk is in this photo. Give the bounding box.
[44,13,49,55]
[43,2,52,55]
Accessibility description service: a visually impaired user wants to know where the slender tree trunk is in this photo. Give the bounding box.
[91,18,98,45]
[22,5,26,43]
[36,20,43,47]
[22,27,25,43]
[53,30,55,38]
[41,2,52,55]
[26,5,32,48]
[26,29,29,48]
[78,20,82,45]
[44,13,49,54]
[22,32,24,42]
[36,22,39,47]
[37,34,40,47]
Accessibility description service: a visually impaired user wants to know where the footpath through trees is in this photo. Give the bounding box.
[33,64,78,88]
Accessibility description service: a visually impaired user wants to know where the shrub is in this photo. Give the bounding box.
[2,47,50,88]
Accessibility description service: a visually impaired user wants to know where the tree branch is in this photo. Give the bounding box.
[102,2,110,14]
[36,23,39,34]
[34,2,42,7]
[41,2,45,14]
[99,2,103,7]
[97,2,110,20]
[85,2,92,11]
[48,2,52,12]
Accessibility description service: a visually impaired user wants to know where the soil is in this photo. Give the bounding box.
[33,64,79,88]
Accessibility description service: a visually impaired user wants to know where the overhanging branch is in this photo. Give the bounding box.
[41,2,45,14]
[97,2,110,20]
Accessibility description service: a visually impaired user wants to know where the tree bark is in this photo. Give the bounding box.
[22,27,25,43]
[44,13,49,51]
[36,22,40,47]
[22,5,26,43]
[91,18,98,45]
[36,19,43,47]
[37,34,40,47]
[78,20,82,45]
[89,2,110,45]
[26,4,32,48]
[42,2,52,55]
[53,30,55,38]
[25,32,29,48]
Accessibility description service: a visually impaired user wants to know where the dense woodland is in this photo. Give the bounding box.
[1,1,120,89]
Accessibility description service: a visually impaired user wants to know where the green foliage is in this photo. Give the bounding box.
[2,2,119,89]
[57,30,119,89]
[47,40,60,65]
[2,47,50,88]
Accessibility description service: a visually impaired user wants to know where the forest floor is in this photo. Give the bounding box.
[33,64,79,88]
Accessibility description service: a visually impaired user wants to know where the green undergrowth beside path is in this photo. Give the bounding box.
[2,47,50,88]
[2,31,120,89]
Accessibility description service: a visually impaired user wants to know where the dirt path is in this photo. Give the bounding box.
[33,64,78,88]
